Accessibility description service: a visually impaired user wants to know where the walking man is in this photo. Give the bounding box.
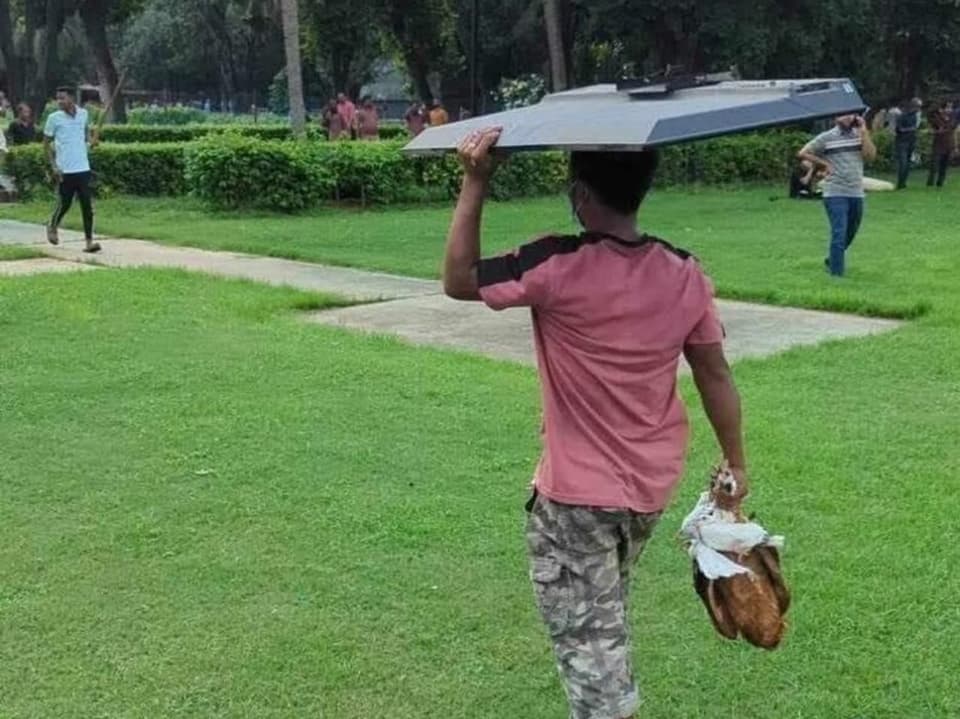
[443,127,747,719]
[893,97,922,189]
[44,86,100,252]
[798,114,877,277]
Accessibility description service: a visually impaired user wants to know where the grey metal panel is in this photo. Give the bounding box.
[402,79,866,154]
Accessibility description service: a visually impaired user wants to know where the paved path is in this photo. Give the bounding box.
[306,294,901,367]
[0,219,901,365]
[0,221,435,302]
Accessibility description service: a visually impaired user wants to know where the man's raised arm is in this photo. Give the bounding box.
[442,127,501,301]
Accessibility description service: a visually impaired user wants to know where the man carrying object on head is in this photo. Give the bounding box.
[44,86,100,252]
[443,127,747,719]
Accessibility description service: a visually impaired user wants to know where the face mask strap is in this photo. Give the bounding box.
[569,180,586,229]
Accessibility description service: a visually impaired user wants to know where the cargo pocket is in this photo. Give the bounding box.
[530,555,573,637]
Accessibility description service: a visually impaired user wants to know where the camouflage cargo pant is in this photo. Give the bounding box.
[526,492,661,719]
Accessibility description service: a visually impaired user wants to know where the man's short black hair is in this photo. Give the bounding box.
[56,86,75,97]
[569,150,659,214]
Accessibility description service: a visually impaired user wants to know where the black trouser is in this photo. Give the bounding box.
[927,151,951,187]
[895,134,916,189]
[50,171,94,240]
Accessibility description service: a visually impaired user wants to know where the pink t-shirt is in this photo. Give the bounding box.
[477,232,724,513]
[337,100,356,128]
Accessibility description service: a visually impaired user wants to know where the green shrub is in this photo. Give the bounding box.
[378,124,409,141]
[5,128,912,209]
[3,144,49,198]
[92,143,186,196]
[4,142,186,199]
[98,123,412,144]
[128,106,209,126]
[185,134,331,211]
[311,140,419,203]
[413,151,567,200]
[98,124,324,144]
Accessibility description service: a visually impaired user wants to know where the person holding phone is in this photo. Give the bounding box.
[797,114,876,277]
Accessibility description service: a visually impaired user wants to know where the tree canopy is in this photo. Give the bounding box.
[3,0,960,116]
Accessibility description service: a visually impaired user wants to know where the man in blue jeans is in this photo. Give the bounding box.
[798,115,877,277]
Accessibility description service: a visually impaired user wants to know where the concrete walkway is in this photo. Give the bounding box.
[307,294,901,367]
[0,220,435,302]
[0,219,901,366]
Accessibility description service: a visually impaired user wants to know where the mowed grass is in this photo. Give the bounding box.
[2,170,956,318]
[2,179,959,717]
[0,245,46,261]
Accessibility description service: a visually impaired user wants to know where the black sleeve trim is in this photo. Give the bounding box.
[476,234,584,288]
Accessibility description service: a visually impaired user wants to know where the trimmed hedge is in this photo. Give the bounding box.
[97,124,412,144]
[378,124,409,140]
[128,107,210,126]
[127,107,289,125]
[184,135,331,211]
[1,128,915,208]
[4,143,186,199]
[98,124,324,144]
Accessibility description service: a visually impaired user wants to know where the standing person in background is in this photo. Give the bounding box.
[336,93,357,138]
[8,104,37,145]
[323,99,349,140]
[0,91,11,119]
[927,102,956,188]
[798,113,877,277]
[355,96,379,141]
[428,99,449,126]
[405,101,426,136]
[894,97,922,189]
[44,86,101,253]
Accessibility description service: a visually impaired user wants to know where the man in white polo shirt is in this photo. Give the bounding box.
[44,86,100,252]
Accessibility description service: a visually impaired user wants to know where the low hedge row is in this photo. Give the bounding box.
[5,142,186,198]
[98,124,315,144]
[1,129,908,208]
[181,135,567,209]
[97,123,411,144]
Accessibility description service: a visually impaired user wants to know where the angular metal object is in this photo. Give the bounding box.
[402,78,866,154]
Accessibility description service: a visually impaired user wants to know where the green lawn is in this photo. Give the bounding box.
[2,181,959,717]
[2,172,953,318]
[0,245,45,261]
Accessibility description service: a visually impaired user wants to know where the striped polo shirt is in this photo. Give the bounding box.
[802,125,864,198]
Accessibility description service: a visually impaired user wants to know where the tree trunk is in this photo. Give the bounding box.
[543,0,568,91]
[78,0,127,123]
[280,0,306,138]
[22,0,67,115]
[0,0,24,103]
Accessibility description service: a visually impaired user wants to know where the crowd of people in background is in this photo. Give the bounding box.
[872,96,960,188]
[318,92,455,142]
[791,94,960,201]
[320,93,386,141]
